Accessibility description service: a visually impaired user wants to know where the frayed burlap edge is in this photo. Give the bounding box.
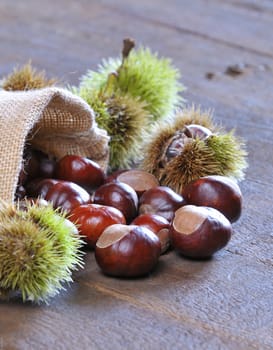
[0,87,109,203]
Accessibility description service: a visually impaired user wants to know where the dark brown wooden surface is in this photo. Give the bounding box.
[1,1,273,349]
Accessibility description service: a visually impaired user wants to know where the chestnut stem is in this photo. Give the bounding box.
[99,38,135,99]
[122,37,135,62]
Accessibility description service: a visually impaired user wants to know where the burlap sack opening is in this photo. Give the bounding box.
[0,87,109,203]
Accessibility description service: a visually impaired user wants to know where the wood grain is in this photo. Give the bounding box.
[0,1,272,349]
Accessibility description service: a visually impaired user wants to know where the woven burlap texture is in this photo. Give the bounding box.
[0,87,109,203]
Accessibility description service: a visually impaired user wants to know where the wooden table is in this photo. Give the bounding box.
[1,1,273,349]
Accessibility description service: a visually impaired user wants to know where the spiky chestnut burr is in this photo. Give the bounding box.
[0,201,84,303]
[75,79,150,170]
[78,38,184,121]
[98,93,150,170]
[140,107,247,193]
[1,61,57,91]
[141,107,218,179]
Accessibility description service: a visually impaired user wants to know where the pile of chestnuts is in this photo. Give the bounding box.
[17,148,243,278]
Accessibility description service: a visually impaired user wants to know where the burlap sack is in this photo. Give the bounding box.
[0,87,109,203]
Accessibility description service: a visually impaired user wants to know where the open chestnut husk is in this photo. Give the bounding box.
[95,224,161,277]
[170,205,232,258]
[182,175,242,223]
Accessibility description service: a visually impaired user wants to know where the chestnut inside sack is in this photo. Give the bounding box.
[0,88,109,203]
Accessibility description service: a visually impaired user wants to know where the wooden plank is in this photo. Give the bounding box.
[0,0,273,118]
[1,245,272,349]
[0,1,272,349]
[99,0,273,56]
[221,0,273,13]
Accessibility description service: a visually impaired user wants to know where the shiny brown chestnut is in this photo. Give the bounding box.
[131,214,170,254]
[95,224,161,277]
[139,186,185,222]
[115,169,159,197]
[26,178,91,213]
[170,205,232,258]
[94,182,138,223]
[55,155,105,192]
[44,181,91,213]
[69,204,126,248]
[182,175,242,223]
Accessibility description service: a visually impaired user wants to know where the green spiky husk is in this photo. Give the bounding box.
[73,86,151,170]
[100,94,150,170]
[0,202,84,303]
[140,107,248,193]
[79,47,184,121]
[1,62,57,91]
[207,132,247,180]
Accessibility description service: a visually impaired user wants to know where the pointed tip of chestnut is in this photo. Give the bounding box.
[170,205,232,258]
[182,175,242,223]
[95,224,161,277]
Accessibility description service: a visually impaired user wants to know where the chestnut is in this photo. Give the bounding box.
[170,205,232,258]
[22,148,56,182]
[69,204,126,248]
[44,181,91,213]
[131,214,170,254]
[14,185,26,200]
[94,182,138,223]
[26,179,91,213]
[183,124,212,140]
[95,224,161,277]
[105,169,127,183]
[18,167,28,187]
[139,186,185,222]
[26,178,59,198]
[161,124,212,164]
[55,155,105,192]
[22,148,40,182]
[115,169,159,197]
[38,156,56,179]
[182,175,242,223]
